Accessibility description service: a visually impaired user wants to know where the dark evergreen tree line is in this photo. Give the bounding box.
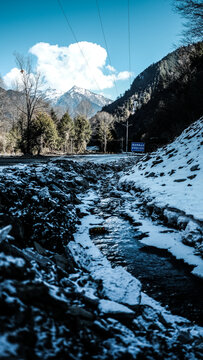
[6,109,92,155]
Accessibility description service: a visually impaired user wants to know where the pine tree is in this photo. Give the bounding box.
[22,112,58,155]
[50,108,58,125]
[57,112,75,152]
[74,115,92,153]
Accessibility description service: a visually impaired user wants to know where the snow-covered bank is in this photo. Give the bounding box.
[120,118,203,272]
[122,202,203,278]
[67,190,203,358]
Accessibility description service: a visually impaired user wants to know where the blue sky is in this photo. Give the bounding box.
[0,0,183,99]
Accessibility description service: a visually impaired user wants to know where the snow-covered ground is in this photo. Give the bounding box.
[63,153,139,164]
[119,117,203,276]
[121,118,203,221]
[0,118,203,358]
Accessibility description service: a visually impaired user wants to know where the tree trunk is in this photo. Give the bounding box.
[104,135,107,153]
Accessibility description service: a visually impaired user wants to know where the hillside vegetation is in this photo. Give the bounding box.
[102,42,203,151]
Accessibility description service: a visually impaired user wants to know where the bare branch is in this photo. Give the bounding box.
[173,0,203,43]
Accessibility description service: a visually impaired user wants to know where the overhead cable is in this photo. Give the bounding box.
[96,0,119,98]
[128,0,132,87]
[57,0,102,92]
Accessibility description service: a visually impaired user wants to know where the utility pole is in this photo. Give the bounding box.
[121,137,123,152]
[116,103,132,153]
[123,101,132,153]
[126,119,129,152]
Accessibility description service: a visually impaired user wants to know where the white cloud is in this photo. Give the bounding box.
[4,42,131,92]
[3,68,23,90]
[116,71,132,80]
[106,64,116,72]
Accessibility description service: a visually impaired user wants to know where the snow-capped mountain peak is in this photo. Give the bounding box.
[53,86,112,118]
[67,85,112,106]
[43,85,112,118]
[69,85,87,95]
[43,88,64,104]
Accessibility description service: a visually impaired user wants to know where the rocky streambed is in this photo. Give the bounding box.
[0,158,203,359]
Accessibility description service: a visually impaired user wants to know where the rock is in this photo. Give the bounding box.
[168,169,176,176]
[0,225,12,243]
[143,154,151,162]
[187,174,197,180]
[54,253,69,271]
[34,241,48,256]
[134,231,149,240]
[146,172,156,178]
[177,330,192,344]
[109,190,122,198]
[190,165,200,171]
[17,282,67,312]
[182,221,202,246]
[22,248,54,268]
[71,194,81,204]
[177,216,189,230]
[165,148,175,156]
[98,299,135,320]
[0,252,27,280]
[151,159,163,167]
[38,187,50,199]
[67,306,94,320]
[163,209,179,226]
[99,266,141,307]
[187,158,194,165]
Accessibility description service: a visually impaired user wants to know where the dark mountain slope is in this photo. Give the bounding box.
[103,42,203,150]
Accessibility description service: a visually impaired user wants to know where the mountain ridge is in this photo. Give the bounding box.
[102,41,203,150]
[53,85,112,119]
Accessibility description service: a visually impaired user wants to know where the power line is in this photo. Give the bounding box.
[128,0,132,87]
[95,0,119,98]
[57,0,102,92]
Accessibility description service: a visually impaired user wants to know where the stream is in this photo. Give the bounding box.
[89,189,203,326]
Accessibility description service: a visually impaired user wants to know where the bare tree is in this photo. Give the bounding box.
[14,53,45,154]
[173,0,203,43]
[97,112,114,153]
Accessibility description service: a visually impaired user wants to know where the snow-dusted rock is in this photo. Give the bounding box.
[38,186,50,199]
[182,220,203,246]
[0,225,12,243]
[68,239,141,306]
[95,266,141,306]
[98,299,135,319]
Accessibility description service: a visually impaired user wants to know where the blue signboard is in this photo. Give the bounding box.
[131,142,145,152]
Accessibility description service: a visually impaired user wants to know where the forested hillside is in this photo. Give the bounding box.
[102,42,203,150]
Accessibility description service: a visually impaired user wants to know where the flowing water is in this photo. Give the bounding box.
[90,195,203,326]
